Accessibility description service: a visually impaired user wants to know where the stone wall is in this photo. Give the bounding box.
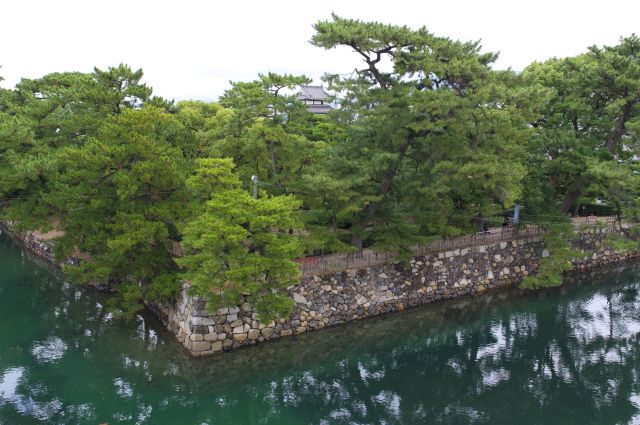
[0,223,57,263]
[5,220,638,357]
[146,227,640,357]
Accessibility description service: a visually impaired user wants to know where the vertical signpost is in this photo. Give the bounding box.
[251,175,258,199]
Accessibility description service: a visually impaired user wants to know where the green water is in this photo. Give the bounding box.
[3,234,640,425]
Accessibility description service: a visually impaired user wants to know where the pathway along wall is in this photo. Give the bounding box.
[147,227,640,357]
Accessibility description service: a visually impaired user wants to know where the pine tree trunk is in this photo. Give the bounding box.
[350,140,411,248]
[560,102,634,213]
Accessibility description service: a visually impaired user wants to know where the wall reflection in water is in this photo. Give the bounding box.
[1,233,640,424]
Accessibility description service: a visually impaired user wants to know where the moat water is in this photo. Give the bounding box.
[2,233,640,424]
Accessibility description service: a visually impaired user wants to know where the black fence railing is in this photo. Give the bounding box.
[296,218,620,276]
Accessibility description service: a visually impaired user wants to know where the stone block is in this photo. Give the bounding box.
[293,293,308,304]
[201,318,216,326]
[190,341,211,351]
[204,333,217,342]
[193,325,208,334]
[190,317,204,326]
[233,333,248,342]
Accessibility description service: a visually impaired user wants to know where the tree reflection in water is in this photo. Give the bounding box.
[2,232,640,424]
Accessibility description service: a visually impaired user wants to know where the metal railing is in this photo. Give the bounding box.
[296,217,622,276]
[571,215,617,225]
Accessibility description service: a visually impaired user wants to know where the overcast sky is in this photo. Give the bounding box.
[1,0,638,101]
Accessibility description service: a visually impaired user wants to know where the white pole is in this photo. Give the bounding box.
[251,175,258,199]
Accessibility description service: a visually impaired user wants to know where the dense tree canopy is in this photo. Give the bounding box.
[178,158,302,322]
[522,35,640,218]
[307,15,540,250]
[1,21,639,317]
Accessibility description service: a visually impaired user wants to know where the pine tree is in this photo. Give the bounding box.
[178,158,302,321]
[310,15,536,250]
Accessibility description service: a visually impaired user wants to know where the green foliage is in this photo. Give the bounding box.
[216,73,317,185]
[2,26,640,321]
[309,14,536,249]
[210,73,339,254]
[0,64,309,321]
[0,65,169,230]
[92,64,153,113]
[48,106,190,315]
[605,228,640,252]
[177,158,302,322]
[521,35,640,216]
[521,223,582,289]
